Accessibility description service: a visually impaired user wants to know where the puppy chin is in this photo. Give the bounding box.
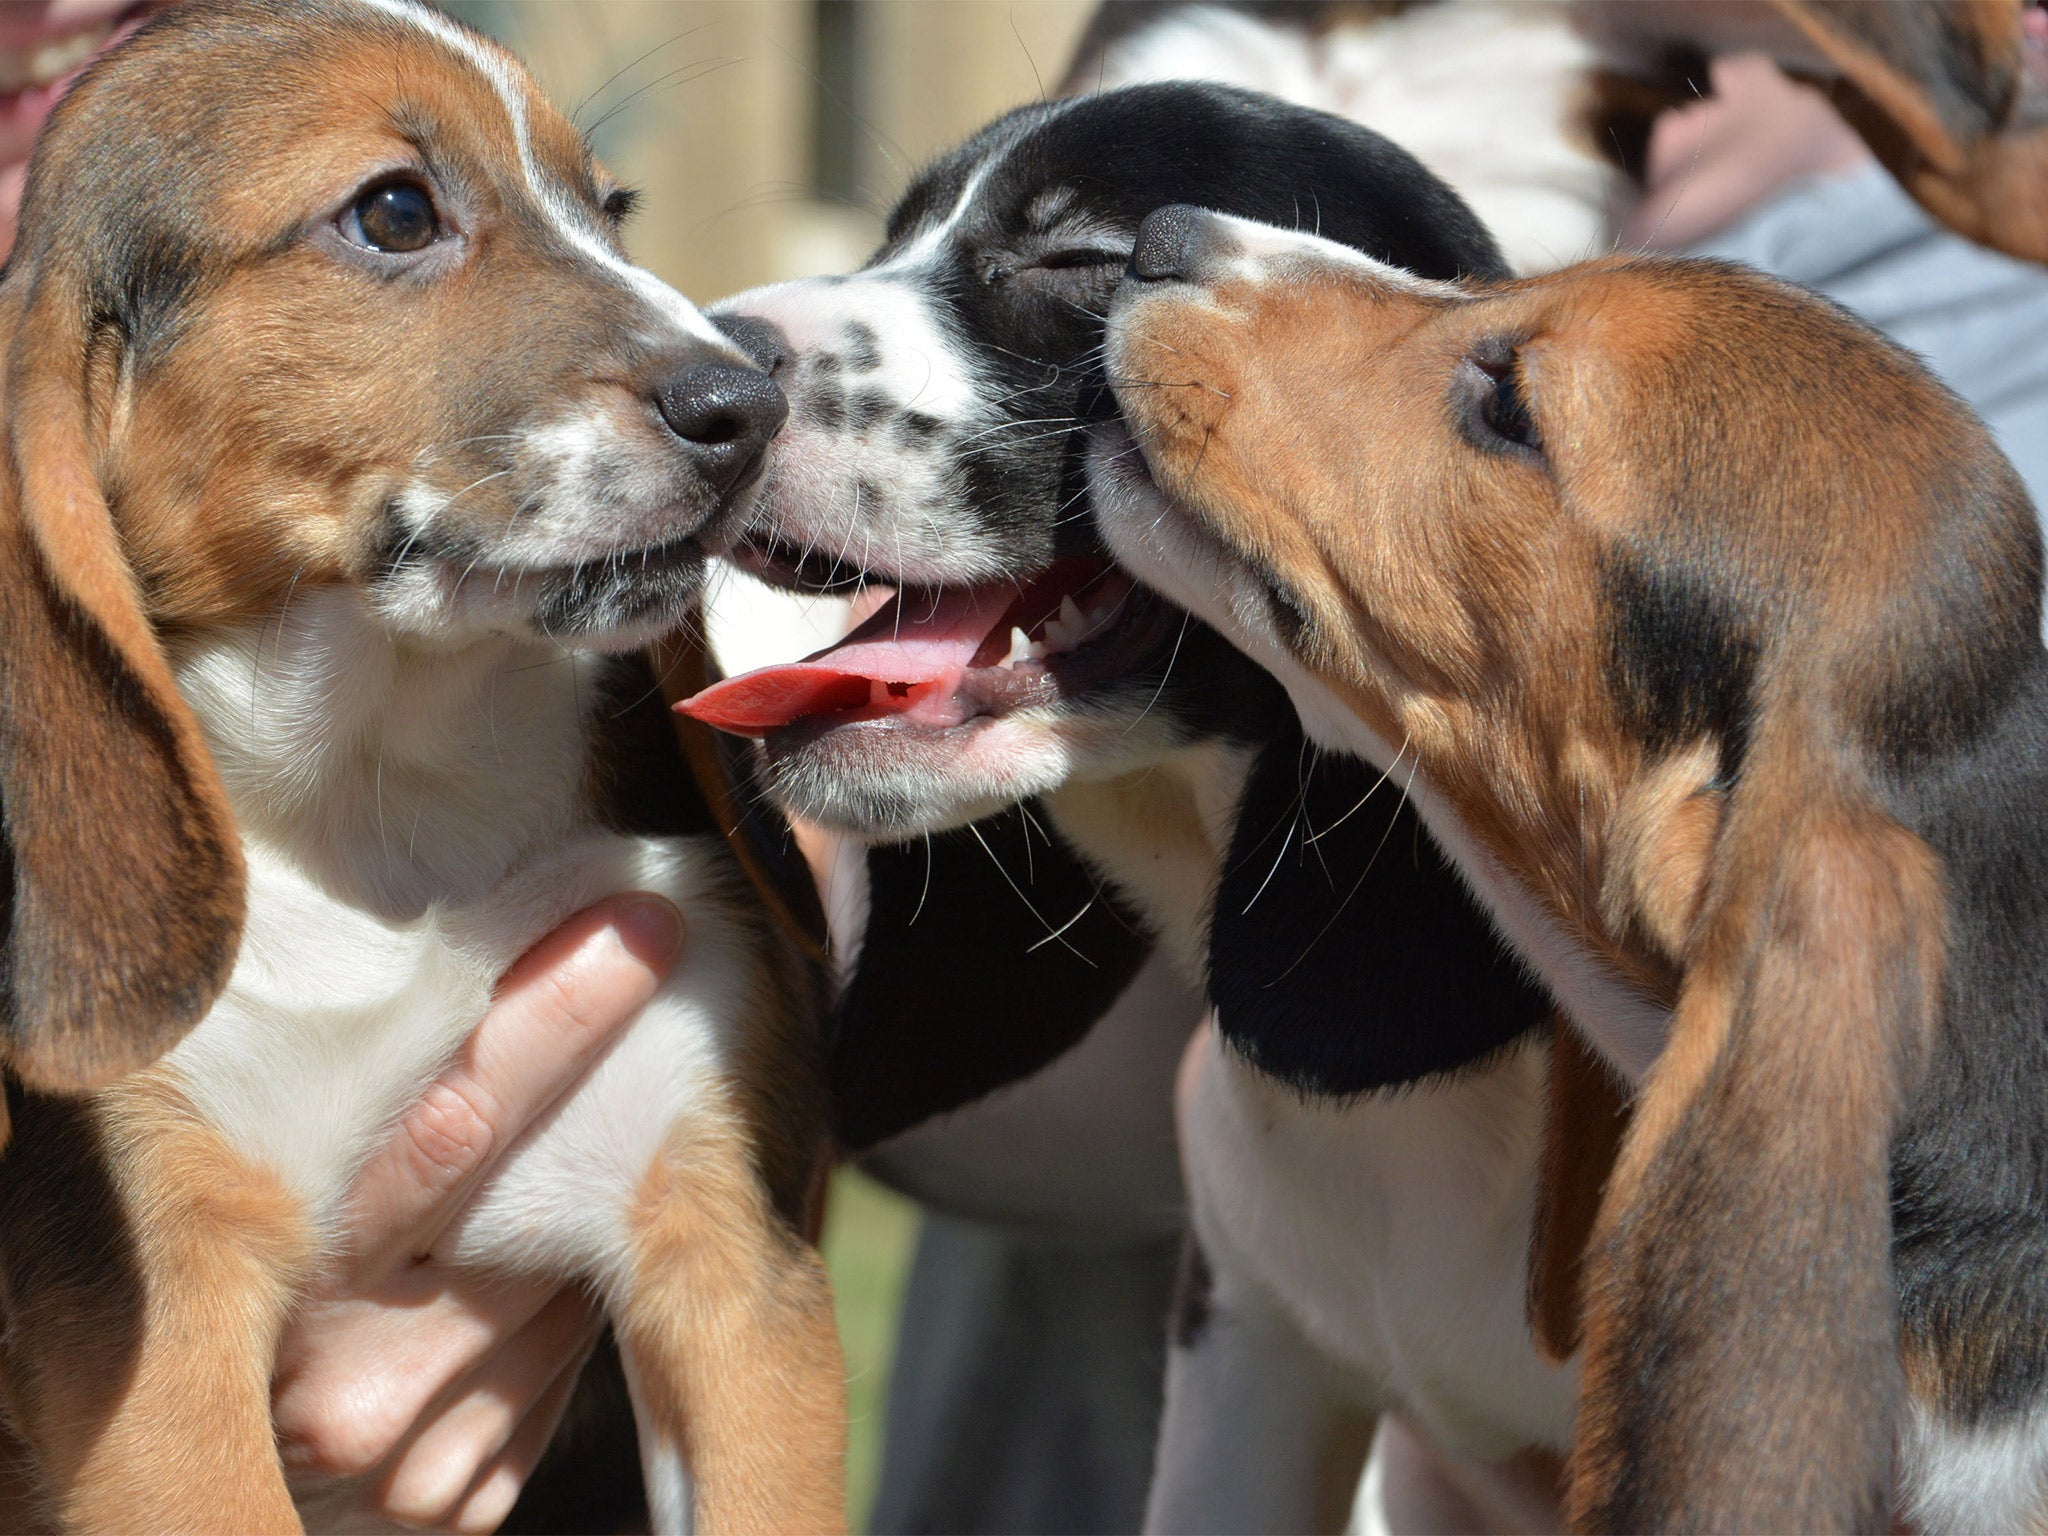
[758,694,1187,841]
[1086,426,1403,772]
[1086,422,1278,665]
[372,556,705,653]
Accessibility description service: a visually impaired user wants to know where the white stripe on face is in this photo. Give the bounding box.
[1204,211,1471,299]
[866,152,1004,278]
[352,0,735,353]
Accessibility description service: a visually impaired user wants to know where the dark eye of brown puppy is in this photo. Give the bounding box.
[347,178,440,254]
[1461,336,1542,457]
[601,185,641,226]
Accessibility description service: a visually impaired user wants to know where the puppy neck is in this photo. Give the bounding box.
[171,585,597,920]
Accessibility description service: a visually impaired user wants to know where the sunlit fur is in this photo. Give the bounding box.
[1097,211,2048,1531]
[0,3,841,1530]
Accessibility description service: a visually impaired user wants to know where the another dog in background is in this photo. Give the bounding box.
[1068,0,2048,270]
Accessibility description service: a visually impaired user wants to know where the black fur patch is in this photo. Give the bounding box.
[1884,653,2048,1427]
[585,655,720,841]
[1208,723,1549,1095]
[843,322,882,372]
[89,225,202,359]
[848,389,892,433]
[830,802,1151,1151]
[1604,550,1758,777]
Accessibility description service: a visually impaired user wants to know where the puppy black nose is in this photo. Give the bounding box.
[1130,204,1220,283]
[655,362,789,493]
[712,313,789,375]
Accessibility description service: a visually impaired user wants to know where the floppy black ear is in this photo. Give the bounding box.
[829,801,1151,1151]
[0,238,243,1110]
[1208,719,1548,1096]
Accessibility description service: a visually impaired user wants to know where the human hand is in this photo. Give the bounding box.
[272,894,685,1531]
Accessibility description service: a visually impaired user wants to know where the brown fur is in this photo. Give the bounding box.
[1527,1020,1628,1364]
[0,3,838,1529]
[1772,0,2048,267]
[1109,241,2025,1527]
[619,1106,846,1536]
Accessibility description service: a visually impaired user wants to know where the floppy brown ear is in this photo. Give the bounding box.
[0,261,243,1106]
[1769,0,2048,266]
[1567,773,1940,1532]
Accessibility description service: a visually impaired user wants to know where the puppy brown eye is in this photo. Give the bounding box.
[347,179,440,254]
[1483,362,1538,449]
[1462,339,1542,456]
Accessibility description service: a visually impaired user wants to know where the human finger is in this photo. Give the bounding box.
[340,894,684,1282]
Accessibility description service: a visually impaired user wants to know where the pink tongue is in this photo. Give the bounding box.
[679,584,1018,735]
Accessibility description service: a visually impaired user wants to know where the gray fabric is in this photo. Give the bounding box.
[1687,164,2048,548]
[866,1215,1178,1536]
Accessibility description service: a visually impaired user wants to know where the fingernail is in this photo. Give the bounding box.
[615,895,685,965]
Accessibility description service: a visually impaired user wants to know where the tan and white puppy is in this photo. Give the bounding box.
[1093,207,2048,1531]
[0,3,841,1531]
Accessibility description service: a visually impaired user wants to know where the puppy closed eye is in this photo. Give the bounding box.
[342,176,443,255]
[989,248,1127,298]
[1458,337,1542,458]
[1034,248,1124,272]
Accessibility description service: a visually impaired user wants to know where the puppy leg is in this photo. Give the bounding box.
[616,1108,845,1536]
[0,1079,311,1534]
[1145,1232,1374,1536]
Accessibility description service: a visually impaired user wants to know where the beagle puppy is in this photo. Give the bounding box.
[0,3,840,1531]
[683,83,1587,1534]
[1093,207,2048,1531]
[686,80,1542,1146]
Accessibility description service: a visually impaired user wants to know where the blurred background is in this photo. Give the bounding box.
[453,6,1099,1525]
[473,1,1093,299]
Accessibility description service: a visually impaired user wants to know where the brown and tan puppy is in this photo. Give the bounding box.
[0,2,841,1531]
[1091,207,2048,1531]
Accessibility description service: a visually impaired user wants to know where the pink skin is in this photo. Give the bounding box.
[0,0,154,257]
[1623,52,1873,251]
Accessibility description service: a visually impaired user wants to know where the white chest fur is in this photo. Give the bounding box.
[162,589,752,1282]
[1185,1032,1578,1459]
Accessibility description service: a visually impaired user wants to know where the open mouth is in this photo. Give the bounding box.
[679,555,1181,739]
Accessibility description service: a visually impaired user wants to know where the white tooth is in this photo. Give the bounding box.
[1059,595,1085,636]
[1003,626,1034,669]
[1028,640,1048,660]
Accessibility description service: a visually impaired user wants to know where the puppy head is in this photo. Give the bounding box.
[686,82,1504,838]
[33,0,779,650]
[0,0,778,1094]
[1096,211,2038,968]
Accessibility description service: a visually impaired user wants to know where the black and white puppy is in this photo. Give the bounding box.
[684,83,1573,1530]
